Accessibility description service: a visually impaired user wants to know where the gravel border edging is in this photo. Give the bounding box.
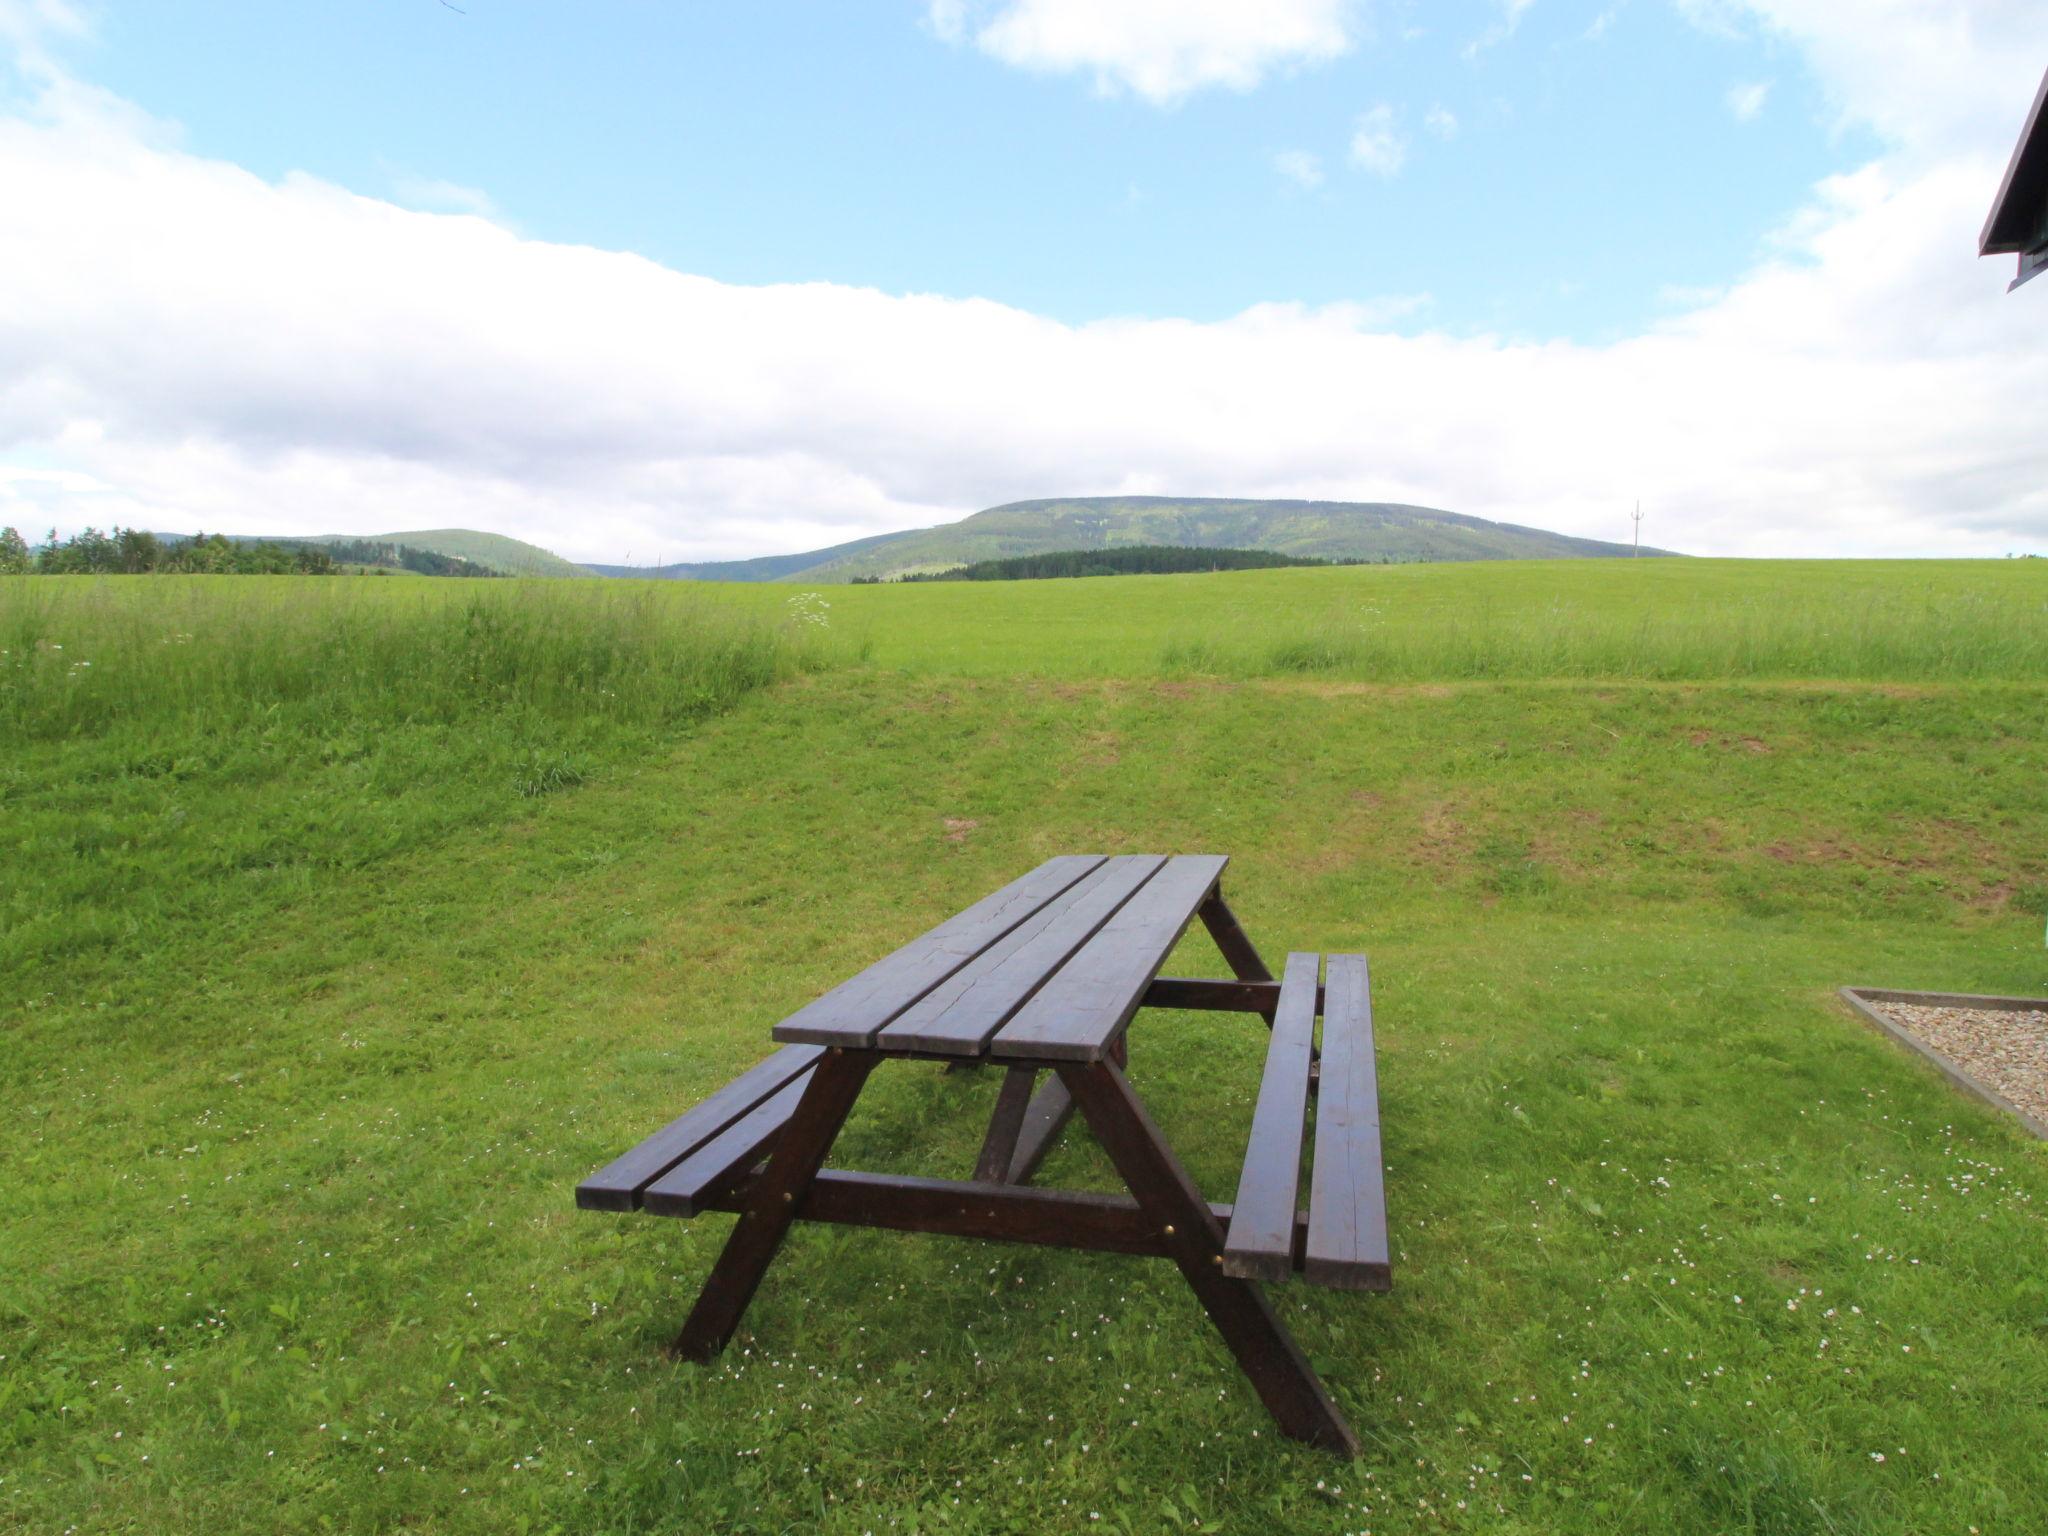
[1838,987,2048,1142]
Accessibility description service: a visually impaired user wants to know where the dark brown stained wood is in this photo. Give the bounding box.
[670,1051,876,1360]
[641,1075,814,1217]
[1005,1073,1075,1185]
[991,854,1229,1062]
[582,852,1386,1452]
[973,1066,1039,1182]
[878,855,1168,1055]
[885,863,1128,1056]
[772,855,1106,1049]
[574,1044,825,1212]
[1222,952,1321,1283]
[1198,888,1275,983]
[1144,976,1327,1014]
[1304,954,1391,1292]
[691,1171,1309,1258]
[1058,1059,1361,1456]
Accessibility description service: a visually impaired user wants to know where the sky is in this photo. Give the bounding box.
[1,1,2044,563]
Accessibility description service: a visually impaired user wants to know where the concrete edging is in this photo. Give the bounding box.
[1838,986,2048,1142]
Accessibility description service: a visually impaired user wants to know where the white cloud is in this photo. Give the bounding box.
[1465,0,1537,59]
[386,170,499,220]
[927,0,1355,106]
[1584,4,1626,42]
[0,0,85,59]
[1678,0,2047,160]
[1274,148,1324,190]
[1725,79,1771,122]
[924,0,968,45]
[3,9,2048,563]
[1424,103,1459,139]
[1348,103,1408,176]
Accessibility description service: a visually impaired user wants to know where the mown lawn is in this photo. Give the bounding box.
[4,569,2047,1534]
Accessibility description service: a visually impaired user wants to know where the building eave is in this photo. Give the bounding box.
[1980,65,2048,255]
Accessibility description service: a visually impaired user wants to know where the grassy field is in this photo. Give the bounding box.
[713,557,2048,682]
[3,563,2046,1535]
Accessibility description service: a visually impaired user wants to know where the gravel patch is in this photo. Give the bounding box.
[1875,1001,2048,1126]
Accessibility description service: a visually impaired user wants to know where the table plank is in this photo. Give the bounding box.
[875,855,1168,1055]
[773,855,1106,1048]
[574,1043,824,1211]
[1304,953,1392,1290]
[990,854,1228,1062]
[1221,951,1320,1282]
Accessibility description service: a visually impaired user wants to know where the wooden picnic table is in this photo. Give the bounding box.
[577,854,1389,1454]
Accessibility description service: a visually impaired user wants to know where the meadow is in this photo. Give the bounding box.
[3,560,2046,1535]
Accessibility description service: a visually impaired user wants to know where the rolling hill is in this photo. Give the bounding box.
[314,528,592,578]
[601,497,1676,583]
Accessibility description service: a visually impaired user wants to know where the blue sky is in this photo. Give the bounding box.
[1,1,2043,561]
[73,1,1868,342]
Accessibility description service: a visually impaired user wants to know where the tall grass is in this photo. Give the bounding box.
[1159,583,2048,682]
[0,577,849,740]
[0,577,854,979]
[786,557,2048,682]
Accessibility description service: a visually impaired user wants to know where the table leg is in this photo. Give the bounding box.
[1005,1073,1076,1185]
[974,1066,1038,1182]
[1198,886,1317,1084]
[670,1050,877,1361]
[1198,887,1276,987]
[1057,1059,1360,1456]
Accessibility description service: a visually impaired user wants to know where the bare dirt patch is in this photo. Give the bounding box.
[1410,800,1472,872]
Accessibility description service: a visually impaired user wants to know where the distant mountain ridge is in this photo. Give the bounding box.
[147,528,591,577]
[310,528,591,578]
[600,496,1677,582]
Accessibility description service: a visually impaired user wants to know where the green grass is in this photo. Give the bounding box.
[714,557,2048,681]
[3,563,2047,1535]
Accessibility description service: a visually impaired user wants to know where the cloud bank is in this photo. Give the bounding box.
[1,4,2045,563]
[928,0,1356,106]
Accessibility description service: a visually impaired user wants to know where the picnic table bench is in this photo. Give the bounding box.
[577,853,1390,1454]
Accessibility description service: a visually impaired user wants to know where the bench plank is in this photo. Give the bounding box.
[1221,952,1320,1282]
[876,855,1168,1055]
[641,1073,814,1217]
[1304,954,1391,1291]
[773,855,1106,1048]
[574,1043,824,1212]
[990,854,1228,1062]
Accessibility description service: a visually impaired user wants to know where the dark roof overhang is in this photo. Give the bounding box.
[1980,66,2048,289]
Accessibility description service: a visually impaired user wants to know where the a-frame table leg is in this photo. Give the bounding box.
[670,1050,877,1361]
[1198,886,1275,987]
[1198,886,1317,1083]
[974,1065,1039,1181]
[1057,1058,1361,1456]
[1005,1074,1076,1185]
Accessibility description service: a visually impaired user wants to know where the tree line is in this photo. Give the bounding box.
[0,527,497,577]
[862,544,1347,583]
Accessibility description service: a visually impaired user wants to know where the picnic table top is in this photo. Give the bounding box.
[773,853,1228,1063]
